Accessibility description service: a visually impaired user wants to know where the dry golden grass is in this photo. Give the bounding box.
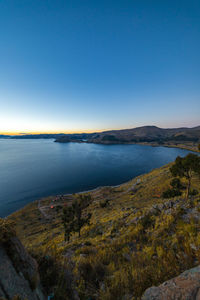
[9,161,200,299]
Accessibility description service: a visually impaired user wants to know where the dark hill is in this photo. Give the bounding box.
[55,125,200,147]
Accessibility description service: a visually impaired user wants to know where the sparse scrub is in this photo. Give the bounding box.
[0,218,16,242]
[162,177,183,198]
[8,158,200,300]
[99,199,109,208]
[33,249,76,300]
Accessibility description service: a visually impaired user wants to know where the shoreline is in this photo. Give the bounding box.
[6,181,129,219]
[137,142,199,153]
[55,139,199,153]
[5,143,199,218]
[1,136,199,153]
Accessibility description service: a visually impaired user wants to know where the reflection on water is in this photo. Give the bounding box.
[0,139,191,217]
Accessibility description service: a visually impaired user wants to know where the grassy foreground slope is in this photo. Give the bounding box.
[10,163,200,300]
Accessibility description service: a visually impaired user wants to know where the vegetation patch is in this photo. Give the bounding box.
[9,154,200,299]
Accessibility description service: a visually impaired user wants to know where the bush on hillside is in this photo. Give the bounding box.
[162,177,183,198]
[189,189,198,196]
[0,218,16,243]
[99,199,109,208]
[162,188,182,198]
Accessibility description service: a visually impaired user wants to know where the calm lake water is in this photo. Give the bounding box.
[0,139,192,217]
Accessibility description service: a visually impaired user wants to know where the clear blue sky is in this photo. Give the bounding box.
[0,0,199,133]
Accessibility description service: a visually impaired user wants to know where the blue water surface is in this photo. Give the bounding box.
[0,139,192,217]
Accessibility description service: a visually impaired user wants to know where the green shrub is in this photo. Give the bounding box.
[189,189,198,196]
[99,199,109,208]
[162,188,182,198]
[139,213,155,230]
[170,178,183,190]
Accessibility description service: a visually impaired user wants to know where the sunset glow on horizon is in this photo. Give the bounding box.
[0,0,199,133]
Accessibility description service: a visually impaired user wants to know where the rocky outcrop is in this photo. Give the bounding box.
[0,234,45,299]
[142,265,200,300]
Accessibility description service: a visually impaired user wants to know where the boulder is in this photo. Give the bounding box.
[142,265,200,300]
[0,236,45,300]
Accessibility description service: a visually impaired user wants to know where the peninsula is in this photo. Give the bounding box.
[55,125,200,152]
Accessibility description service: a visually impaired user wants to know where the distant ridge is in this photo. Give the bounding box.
[1,126,200,150]
[54,125,200,145]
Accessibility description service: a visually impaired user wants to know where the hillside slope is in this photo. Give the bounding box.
[9,161,200,299]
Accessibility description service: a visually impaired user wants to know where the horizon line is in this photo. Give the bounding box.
[1,124,200,136]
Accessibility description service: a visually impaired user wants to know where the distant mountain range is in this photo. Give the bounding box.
[1,126,200,147]
[54,125,200,144]
[0,133,64,139]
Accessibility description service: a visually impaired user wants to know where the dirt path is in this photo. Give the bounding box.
[38,199,49,219]
[37,179,141,219]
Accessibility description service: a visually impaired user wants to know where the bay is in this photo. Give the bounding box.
[0,139,192,217]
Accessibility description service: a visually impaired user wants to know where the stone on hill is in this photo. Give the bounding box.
[0,236,45,300]
[142,265,200,300]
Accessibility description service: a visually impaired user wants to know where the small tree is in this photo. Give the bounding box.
[170,154,200,200]
[62,195,92,241]
[72,195,92,237]
[62,206,74,242]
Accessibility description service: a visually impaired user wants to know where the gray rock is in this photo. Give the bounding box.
[148,207,159,216]
[0,237,45,300]
[142,265,200,300]
[100,282,105,292]
[80,254,87,258]
[153,204,165,212]
[164,208,172,215]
